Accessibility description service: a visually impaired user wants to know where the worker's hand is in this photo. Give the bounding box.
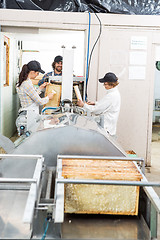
[77,99,84,107]
[87,101,95,105]
[39,82,50,90]
[47,92,55,100]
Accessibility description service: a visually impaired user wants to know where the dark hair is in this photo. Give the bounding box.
[52,61,55,70]
[51,56,63,70]
[17,64,30,87]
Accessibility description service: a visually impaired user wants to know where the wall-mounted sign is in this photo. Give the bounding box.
[129,66,146,80]
[129,51,147,65]
[131,36,147,50]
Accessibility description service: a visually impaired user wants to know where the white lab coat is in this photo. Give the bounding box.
[84,86,121,135]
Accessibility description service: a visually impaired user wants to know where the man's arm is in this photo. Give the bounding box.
[38,72,53,86]
[38,75,46,86]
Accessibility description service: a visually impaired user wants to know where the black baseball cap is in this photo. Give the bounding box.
[99,72,118,83]
[54,55,63,63]
[27,60,45,74]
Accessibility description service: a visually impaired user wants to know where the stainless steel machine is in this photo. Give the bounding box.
[1,48,160,239]
[0,103,160,240]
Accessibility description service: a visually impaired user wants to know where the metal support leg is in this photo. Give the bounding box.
[145,198,151,227]
[150,203,157,239]
[55,223,62,238]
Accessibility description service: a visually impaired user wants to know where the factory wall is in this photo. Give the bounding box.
[96,27,154,166]
[0,10,160,165]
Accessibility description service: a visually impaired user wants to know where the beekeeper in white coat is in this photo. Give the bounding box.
[77,72,121,136]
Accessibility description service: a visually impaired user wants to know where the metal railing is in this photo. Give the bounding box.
[0,154,44,224]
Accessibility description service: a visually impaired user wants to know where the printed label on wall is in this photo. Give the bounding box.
[131,36,147,50]
[129,66,146,80]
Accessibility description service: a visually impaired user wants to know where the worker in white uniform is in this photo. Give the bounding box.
[77,72,121,136]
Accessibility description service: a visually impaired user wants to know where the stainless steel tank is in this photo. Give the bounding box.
[0,112,130,239]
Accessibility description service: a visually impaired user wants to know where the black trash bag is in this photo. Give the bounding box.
[47,0,78,11]
[1,0,160,15]
[0,0,43,10]
[0,0,20,9]
[80,0,160,15]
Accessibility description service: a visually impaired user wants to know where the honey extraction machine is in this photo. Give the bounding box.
[0,49,160,240]
[0,103,160,240]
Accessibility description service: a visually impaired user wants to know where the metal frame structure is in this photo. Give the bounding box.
[0,154,44,225]
[1,153,160,239]
[54,155,160,239]
[48,76,86,102]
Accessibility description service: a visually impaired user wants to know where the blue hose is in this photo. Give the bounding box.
[41,107,60,113]
[41,218,49,240]
[85,11,91,101]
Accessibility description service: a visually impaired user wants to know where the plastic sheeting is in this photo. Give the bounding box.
[0,0,160,14]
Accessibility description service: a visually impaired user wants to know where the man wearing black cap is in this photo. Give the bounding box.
[77,72,121,136]
[38,55,63,86]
